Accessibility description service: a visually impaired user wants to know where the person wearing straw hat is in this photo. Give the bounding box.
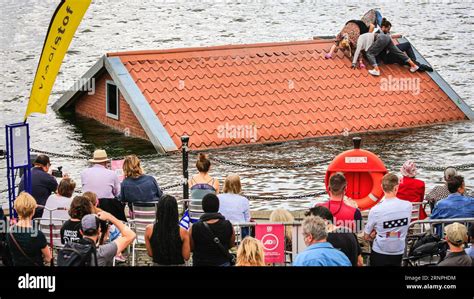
[81,150,124,221]
[437,222,473,266]
[397,160,427,220]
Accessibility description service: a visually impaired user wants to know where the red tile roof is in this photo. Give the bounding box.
[108,39,468,150]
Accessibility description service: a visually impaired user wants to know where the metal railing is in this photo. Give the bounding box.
[230,221,304,266]
[402,217,474,266]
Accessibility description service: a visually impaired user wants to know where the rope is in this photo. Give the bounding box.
[29,148,179,160]
[24,148,474,171]
[161,182,184,191]
[208,156,333,169]
[30,148,87,160]
[244,191,326,200]
[419,163,474,171]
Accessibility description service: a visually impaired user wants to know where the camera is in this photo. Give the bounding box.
[51,166,63,178]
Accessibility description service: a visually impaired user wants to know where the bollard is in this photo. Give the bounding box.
[352,137,362,149]
[181,136,190,211]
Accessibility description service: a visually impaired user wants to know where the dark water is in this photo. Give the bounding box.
[1,0,473,210]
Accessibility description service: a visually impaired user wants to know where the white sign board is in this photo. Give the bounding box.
[344,156,368,164]
[12,126,29,167]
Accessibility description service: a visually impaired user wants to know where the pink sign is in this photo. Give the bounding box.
[111,159,125,182]
[255,224,285,264]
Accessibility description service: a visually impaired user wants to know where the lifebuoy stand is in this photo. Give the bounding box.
[325,137,387,210]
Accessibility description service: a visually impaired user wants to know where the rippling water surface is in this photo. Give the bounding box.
[0,0,473,211]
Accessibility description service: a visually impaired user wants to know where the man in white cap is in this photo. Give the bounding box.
[81,150,122,217]
[438,222,473,266]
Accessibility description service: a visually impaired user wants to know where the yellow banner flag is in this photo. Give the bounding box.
[25,0,92,120]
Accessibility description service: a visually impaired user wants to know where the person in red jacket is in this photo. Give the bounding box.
[396,160,427,219]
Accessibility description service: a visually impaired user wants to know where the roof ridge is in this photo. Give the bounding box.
[107,39,332,58]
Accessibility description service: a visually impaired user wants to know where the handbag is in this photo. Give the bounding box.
[202,221,236,266]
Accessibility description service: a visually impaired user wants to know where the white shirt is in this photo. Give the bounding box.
[218,193,250,224]
[41,194,72,224]
[364,197,412,255]
[352,32,376,64]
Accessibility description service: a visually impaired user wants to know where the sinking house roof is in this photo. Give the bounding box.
[53,37,474,153]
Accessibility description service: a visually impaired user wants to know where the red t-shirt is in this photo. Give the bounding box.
[397,176,427,220]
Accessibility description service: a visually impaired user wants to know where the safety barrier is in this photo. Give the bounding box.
[402,217,474,266]
[231,221,304,266]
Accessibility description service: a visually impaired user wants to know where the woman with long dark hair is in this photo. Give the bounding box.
[144,195,190,266]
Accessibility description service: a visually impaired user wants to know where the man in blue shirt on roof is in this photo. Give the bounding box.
[293,215,351,267]
[431,175,474,220]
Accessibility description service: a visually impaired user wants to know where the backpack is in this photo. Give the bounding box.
[57,238,98,267]
[408,233,448,260]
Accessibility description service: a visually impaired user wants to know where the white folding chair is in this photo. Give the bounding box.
[129,201,158,266]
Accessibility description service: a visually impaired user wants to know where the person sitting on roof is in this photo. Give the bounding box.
[430,175,474,220]
[396,160,428,220]
[189,153,220,199]
[376,22,433,72]
[360,8,384,33]
[425,167,458,211]
[352,19,420,76]
[325,8,383,61]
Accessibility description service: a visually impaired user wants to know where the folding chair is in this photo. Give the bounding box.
[129,201,158,266]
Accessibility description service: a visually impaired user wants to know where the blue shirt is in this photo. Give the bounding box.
[430,193,474,219]
[120,175,162,204]
[293,242,352,266]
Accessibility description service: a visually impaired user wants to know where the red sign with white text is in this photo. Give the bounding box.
[255,224,285,264]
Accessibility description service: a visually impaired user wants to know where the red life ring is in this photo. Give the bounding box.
[325,138,387,211]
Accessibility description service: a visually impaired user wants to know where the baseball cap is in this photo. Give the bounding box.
[81,214,100,233]
[444,222,468,246]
